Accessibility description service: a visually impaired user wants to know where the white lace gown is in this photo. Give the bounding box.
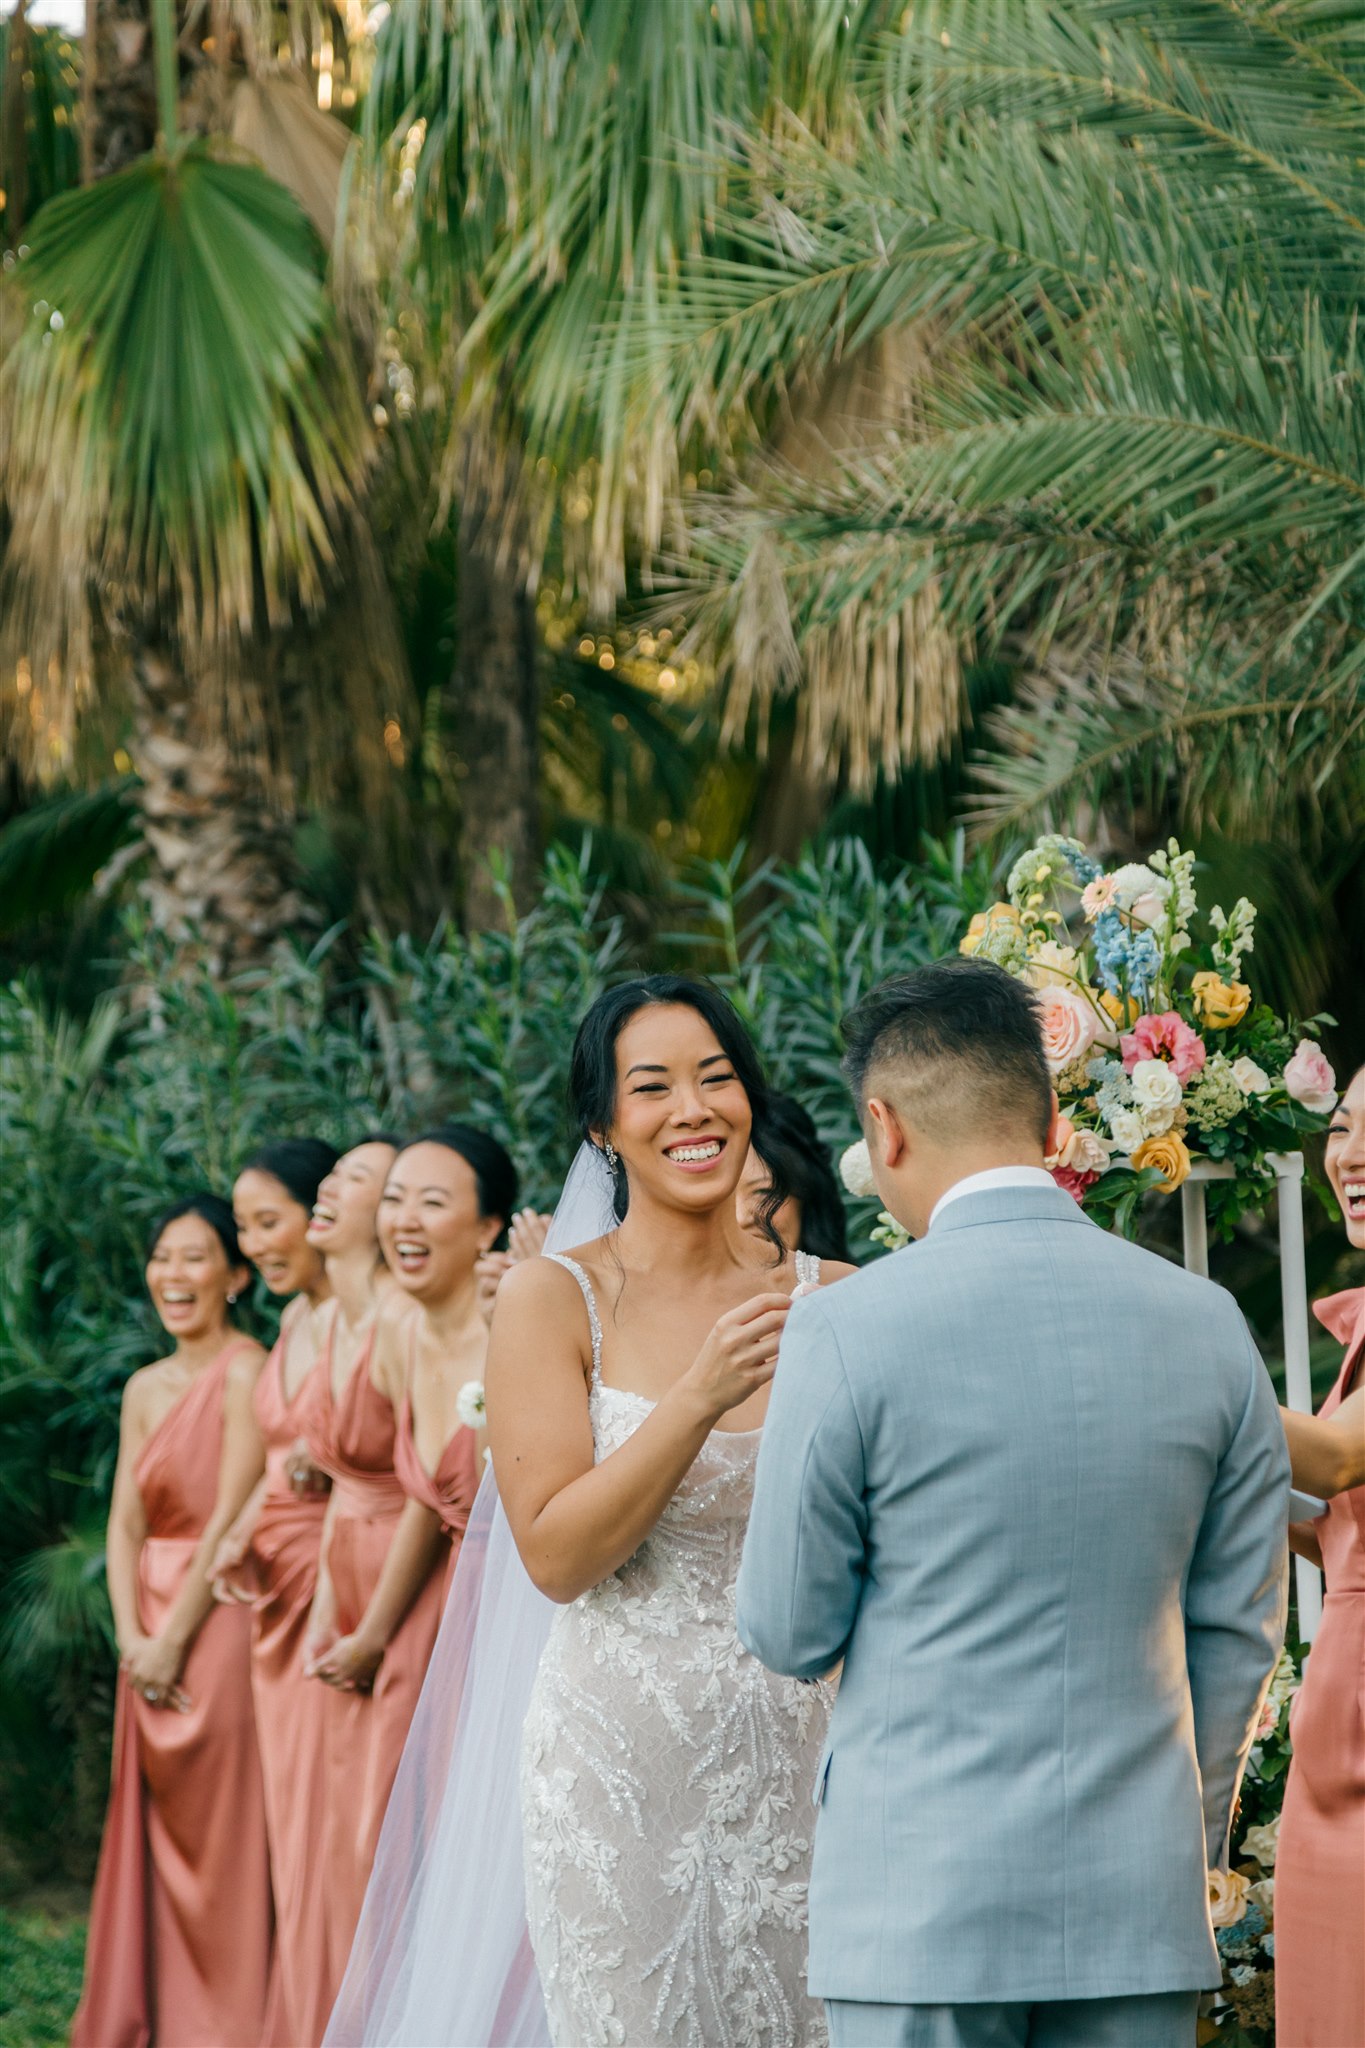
[521,1253,834,2048]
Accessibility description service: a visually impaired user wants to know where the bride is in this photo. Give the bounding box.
[490,977,850,2047]
[326,973,849,2048]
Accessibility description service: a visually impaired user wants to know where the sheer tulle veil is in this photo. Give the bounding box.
[325,1144,618,2047]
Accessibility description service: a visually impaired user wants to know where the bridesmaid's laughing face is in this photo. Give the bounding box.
[378,1142,502,1305]
[605,1003,753,1218]
[146,1213,246,1343]
[307,1140,397,1256]
[1326,1065,1365,1251]
[233,1169,322,1297]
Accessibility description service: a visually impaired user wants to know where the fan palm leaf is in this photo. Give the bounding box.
[1,138,369,653]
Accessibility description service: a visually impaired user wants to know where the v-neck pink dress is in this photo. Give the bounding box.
[244,1322,333,2045]
[1275,1286,1365,2046]
[305,1315,447,1991]
[393,1390,479,1597]
[73,1340,274,2048]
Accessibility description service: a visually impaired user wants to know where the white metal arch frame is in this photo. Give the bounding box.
[1178,1153,1320,1640]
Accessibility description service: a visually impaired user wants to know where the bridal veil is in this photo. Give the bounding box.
[325,1144,617,2047]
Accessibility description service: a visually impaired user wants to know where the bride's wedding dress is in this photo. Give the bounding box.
[524,1253,833,2048]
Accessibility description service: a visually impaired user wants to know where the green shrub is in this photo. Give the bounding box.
[0,833,988,1877]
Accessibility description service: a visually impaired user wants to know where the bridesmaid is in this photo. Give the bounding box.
[1276,1058,1365,2046]
[391,1129,520,1594]
[306,1125,516,1980]
[216,1138,340,2047]
[736,1088,852,1262]
[73,1196,273,2048]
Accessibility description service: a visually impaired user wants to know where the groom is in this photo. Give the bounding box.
[737,959,1289,2048]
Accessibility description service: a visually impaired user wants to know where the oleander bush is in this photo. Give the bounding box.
[0,833,989,1877]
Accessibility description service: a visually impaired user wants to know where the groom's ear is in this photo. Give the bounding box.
[866,1096,908,1170]
[1045,1089,1062,1160]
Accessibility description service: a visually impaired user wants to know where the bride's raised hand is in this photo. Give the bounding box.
[682,1292,793,1422]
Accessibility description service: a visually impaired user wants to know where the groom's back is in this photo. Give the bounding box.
[806,1192,1276,2002]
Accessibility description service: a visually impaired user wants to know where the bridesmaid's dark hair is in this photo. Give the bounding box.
[569,975,790,1258]
[398,1125,519,1249]
[240,1137,340,1213]
[755,1093,851,1264]
[145,1193,245,1270]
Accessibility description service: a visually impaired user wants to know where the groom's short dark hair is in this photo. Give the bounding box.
[842,959,1052,1147]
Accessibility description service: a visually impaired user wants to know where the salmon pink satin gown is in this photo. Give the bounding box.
[1276,1287,1365,2047]
[306,1317,447,1983]
[393,1392,479,1595]
[72,1340,274,2048]
[243,1328,334,2046]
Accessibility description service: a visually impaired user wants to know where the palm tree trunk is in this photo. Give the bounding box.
[127,637,305,977]
[454,512,541,928]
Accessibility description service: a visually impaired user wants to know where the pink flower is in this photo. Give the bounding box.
[1038,986,1100,1076]
[1283,1040,1338,1115]
[1080,875,1117,920]
[1120,1010,1207,1084]
[1051,1164,1100,1203]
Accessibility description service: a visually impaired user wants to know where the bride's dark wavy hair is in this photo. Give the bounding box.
[568,975,791,1259]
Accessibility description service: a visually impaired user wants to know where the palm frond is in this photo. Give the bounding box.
[0,139,370,655]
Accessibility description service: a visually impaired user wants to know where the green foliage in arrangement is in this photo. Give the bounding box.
[0,834,989,1874]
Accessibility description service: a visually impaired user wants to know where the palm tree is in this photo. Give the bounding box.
[650,0,1364,879]
[0,0,403,974]
[355,0,971,908]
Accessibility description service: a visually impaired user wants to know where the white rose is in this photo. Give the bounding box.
[1025,940,1081,990]
[1130,1058,1183,1114]
[1240,1813,1280,1868]
[1109,862,1171,930]
[1060,1127,1114,1175]
[1248,1878,1275,1917]
[1231,1056,1272,1097]
[839,1140,877,1199]
[1107,1107,1145,1154]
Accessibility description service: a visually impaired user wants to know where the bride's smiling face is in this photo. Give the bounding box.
[603,1003,753,1215]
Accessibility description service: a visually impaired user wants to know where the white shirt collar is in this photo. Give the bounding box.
[928,1165,1058,1232]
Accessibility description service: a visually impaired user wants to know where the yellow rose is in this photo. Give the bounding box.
[959,902,1022,957]
[1207,1867,1251,1929]
[1131,1131,1192,1193]
[1099,991,1141,1028]
[1191,970,1251,1030]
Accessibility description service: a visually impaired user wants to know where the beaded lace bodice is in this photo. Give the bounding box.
[519,1252,832,2048]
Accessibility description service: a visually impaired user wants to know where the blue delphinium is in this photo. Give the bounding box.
[1091,909,1160,1005]
[1216,1901,1266,1963]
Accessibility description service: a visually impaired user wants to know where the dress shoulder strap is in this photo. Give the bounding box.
[544,1253,604,1389]
[794,1250,822,1290]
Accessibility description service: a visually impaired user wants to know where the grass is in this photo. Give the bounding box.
[0,1908,86,2047]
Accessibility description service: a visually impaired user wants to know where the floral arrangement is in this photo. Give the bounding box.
[959,836,1337,1234]
[1200,1645,1302,2045]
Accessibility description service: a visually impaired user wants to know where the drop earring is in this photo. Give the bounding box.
[605,1141,619,1170]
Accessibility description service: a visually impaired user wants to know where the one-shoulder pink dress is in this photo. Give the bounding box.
[1276,1286,1365,2046]
[305,1318,447,1986]
[393,1390,479,1597]
[72,1340,274,2048]
[245,1329,333,2046]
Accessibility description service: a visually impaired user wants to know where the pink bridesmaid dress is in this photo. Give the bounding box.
[242,1329,334,2046]
[393,1390,479,1595]
[72,1340,274,2048]
[1275,1286,1365,2047]
[305,1318,447,1988]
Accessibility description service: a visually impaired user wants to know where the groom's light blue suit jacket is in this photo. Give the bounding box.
[736,1185,1289,2005]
